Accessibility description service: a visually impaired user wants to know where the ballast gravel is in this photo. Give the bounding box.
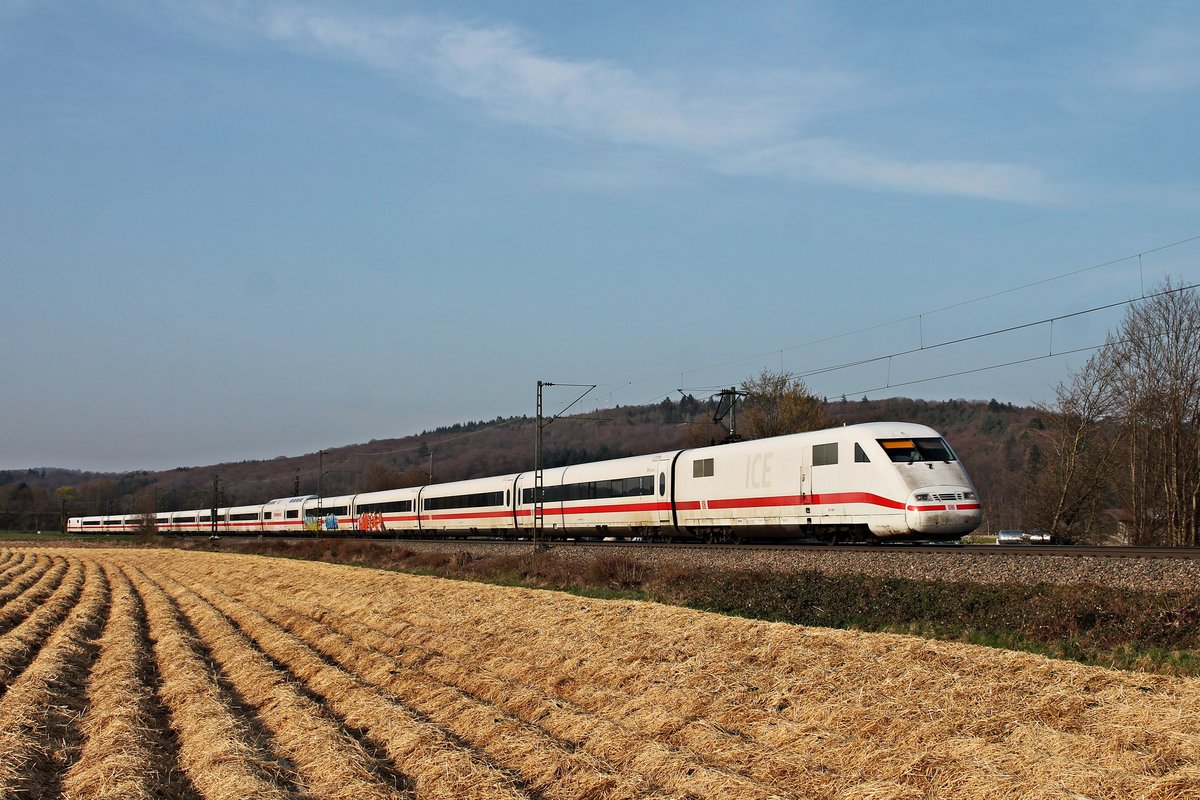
[383,539,1200,594]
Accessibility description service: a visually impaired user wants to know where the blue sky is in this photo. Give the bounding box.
[3,1,1200,472]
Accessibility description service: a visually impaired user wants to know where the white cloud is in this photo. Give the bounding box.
[722,139,1059,204]
[259,7,796,151]
[1110,26,1200,94]
[172,2,1057,204]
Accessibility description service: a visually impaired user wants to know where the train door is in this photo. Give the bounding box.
[807,439,845,519]
[651,455,672,527]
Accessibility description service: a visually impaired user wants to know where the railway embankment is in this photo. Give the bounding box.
[287,538,1200,593]
[197,537,1200,677]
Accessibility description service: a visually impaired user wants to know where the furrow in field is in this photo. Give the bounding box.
[61,564,202,800]
[282,571,805,776]
[0,557,111,798]
[176,559,790,800]
[0,555,64,631]
[295,587,817,794]
[128,565,300,800]
[174,570,667,800]
[134,565,416,800]
[399,584,1200,798]
[0,557,84,694]
[0,551,37,595]
[137,562,536,800]
[0,550,25,575]
[202,561,811,789]
[204,554,1200,799]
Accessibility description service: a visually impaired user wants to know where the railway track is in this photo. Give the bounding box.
[221,534,1200,560]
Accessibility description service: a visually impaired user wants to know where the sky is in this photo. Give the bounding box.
[3,0,1200,472]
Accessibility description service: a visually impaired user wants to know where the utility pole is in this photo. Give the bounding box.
[535,381,547,546]
[210,474,219,536]
[534,380,595,549]
[317,450,324,506]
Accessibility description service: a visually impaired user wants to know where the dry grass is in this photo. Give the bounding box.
[133,562,297,800]
[0,557,84,688]
[0,555,66,630]
[1,545,1199,799]
[145,565,529,800]
[61,564,186,799]
[0,559,109,797]
[0,552,49,606]
[135,564,413,800]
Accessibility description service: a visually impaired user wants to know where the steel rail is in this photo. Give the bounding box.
[216,534,1200,560]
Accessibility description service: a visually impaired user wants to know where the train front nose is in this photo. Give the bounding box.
[905,487,983,536]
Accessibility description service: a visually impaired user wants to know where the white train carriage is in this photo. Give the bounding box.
[418,475,518,536]
[302,494,356,533]
[673,422,980,541]
[69,514,133,533]
[223,503,267,533]
[351,487,421,534]
[162,511,191,534]
[514,453,671,538]
[262,496,315,533]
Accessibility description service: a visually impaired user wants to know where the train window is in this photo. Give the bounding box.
[286,510,299,519]
[356,500,414,514]
[693,458,714,478]
[813,443,838,466]
[659,473,666,496]
[877,438,956,463]
[855,443,870,463]
[530,474,656,504]
[230,512,259,521]
[310,506,349,517]
[424,491,504,511]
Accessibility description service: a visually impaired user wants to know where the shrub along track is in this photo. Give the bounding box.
[0,546,1198,800]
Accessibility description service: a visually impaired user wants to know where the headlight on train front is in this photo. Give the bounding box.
[963,492,976,500]
[914,493,931,501]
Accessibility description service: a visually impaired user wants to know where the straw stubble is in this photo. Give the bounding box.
[3,545,1200,800]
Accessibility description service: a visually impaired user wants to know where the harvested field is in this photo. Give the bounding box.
[0,546,1198,799]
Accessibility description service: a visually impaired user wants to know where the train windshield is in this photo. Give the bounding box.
[877,437,956,463]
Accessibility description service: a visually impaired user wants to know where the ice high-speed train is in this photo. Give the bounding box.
[68,422,982,543]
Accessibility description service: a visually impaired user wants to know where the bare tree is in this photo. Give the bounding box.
[133,512,160,542]
[739,369,831,440]
[1096,278,1200,545]
[361,462,406,493]
[1025,354,1121,542]
[682,418,728,448]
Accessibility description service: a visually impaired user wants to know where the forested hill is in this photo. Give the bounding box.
[4,396,1039,532]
